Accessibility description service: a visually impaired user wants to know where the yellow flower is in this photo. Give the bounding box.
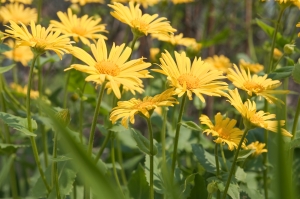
[152,33,197,47]
[7,0,33,4]
[110,89,178,128]
[2,39,33,66]
[2,21,72,59]
[150,47,160,62]
[10,83,39,99]
[0,3,37,25]
[108,2,176,37]
[297,22,300,37]
[66,0,104,5]
[226,88,292,137]
[153,50,228,101]
[200,113,246,150]
[50,8,107,46]
[204,55,232,73]
[111,0,160,8]
[246,141,267,157]
[239,59,264,74]
[273,48,283,60]
[171,0,194,4]
[227,64,289,104]
[65,38,152,99]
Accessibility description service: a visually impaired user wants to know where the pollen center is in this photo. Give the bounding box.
[177,74,200,89]
[131,19,149,34]
[215,127,230,139]
[134,101,154,110]
[250,114,265,127]
[71,26,87,36]
[95,61,120,76]
[243,81,265,93]
[30,37,48,49]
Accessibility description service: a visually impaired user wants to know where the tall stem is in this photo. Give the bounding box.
[79,82,87,144]
[129,35,139,60]
[116,138,127,185]
[171,93,187,174]
[111,138,124,198]
[63,70,71,108]
[145,117,155,199]
[87,82,107,155]
[161,108,167,162]
[292,98,300,139]
[220,144,228,171]
[263,101,269,199]
[52,131,61,199]
[215,144,220,199]
[95,131,112,163]
[222,127,250,199]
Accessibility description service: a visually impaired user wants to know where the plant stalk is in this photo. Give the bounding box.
[146,117,155,199]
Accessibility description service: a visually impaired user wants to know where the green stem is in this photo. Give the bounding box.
[263,101,269,199]
[221,127,250,199]
[146,117,154,199]
[95,131,112,163]
[116,138,127,186]
[52,131,61,199]
[171,93,187,175]
[3,84,26,111]
[37,0,43,23]
[267,7,285,73]
[129,35,139,60]
[63,70,71,108]
[79,82,87,144]
[292,98,300,139]
[111,138,124,198]
[220,144,228,171]
[161,108,167,162]
[215,144,220,199]
[41,126,48,167]
[87,82,107,155]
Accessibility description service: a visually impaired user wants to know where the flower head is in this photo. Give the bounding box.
[65,38,152,99]
[110,89,178,128]
[111,0,160,8]
[2,21,72,59]
[227,64,289,104]
[0,3,37,25]
[153,50,228,101]
[171,0,194,4]
[239,59,264,74]
[204,55,232,73]
[246,141,267,157]
[200,113,246,150]
[7,0,33,4]
[66,0,104,5]
[108,2,176,37]
[2,39,33,66]
[50,8,107,46]
[10,83,39,99]
[152,33,197,47]
[226,88,292,137]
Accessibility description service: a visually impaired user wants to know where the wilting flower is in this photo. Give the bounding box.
[65,38,152,99]
[152,33,197,47]
[2,21,72,59]
[108,2,176,37]
[239,59,264,74]
[66,0,104,5]
[153,50,228,101]
[200,113,246,150]
[10,83,39,99]
[226,88,292,137]
[2,40,33,66]
[50,8,107,46]
[0,3,37,25]
[227,64,289,104]
[246,141,267,157]
[110,89,178,128]
[204,55,232,73]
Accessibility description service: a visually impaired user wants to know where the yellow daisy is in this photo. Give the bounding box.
[7,0,33,4]
[239,59,264,74]
[0,3,37,25]
[204,55,232,73]
[108,1,176,37]
[153,50,228,101]
[2,21,72,59]
[10,83,39,99]
[226,88,292,137]
[297,22,300,37]
[111,0,160,8]
[171,0,194,4]
[200,113,246,150]
[227,64,289,104]
[110,89,178,128]
[66,0,104,5]
[152,33,197,47]
[50,8,107,46]
[2,39,33,66]
[65,38,152,99]
[246,141,267,157]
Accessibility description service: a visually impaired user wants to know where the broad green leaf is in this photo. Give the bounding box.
[110,124,137,149]
[123,154,144,169]
[50,155,72,162]
[180,121,202,132]
[180,173,197,198]
[0,64,15,74]
[0,143,29,154]
[38,51,60,66]
[290,138,300,149]
[192,144,219,173]
[201,28,230,47]
[237,149,255,162]
[188,174,208,199]
[127,164,150,199]
[292,62,300,84]
[0,43,11,53]
[0,155,15,187]
[131,129,157,156]
[268,66,294,80]
[0,112,37,137]
[227,183,240,199]
[240,184,264,199]
[235,167,247,183]
[144,155,164,194]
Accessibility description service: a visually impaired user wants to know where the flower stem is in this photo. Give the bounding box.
[116,138,127,185]
[37,0,43,23]
[129,35,139,60]
[87,82,107,155]
[111,137,124,198]
[79,82,87,144]
[222,127,250,199]
[263,101,269,199]
[161,108,167,162]
[52,131,61,199]
[95,131,112,163]
[145,117,155,199]
[220,144,228,171]
[63,70,71,108]
[215,144,220,199]
[171,93,187,175]
[292,97,300,139]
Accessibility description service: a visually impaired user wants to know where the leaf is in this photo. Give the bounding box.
[180,173,197,198]
[240,184,264,199]
[268,66,294,80]
[292,62,300,84]
[192,144,218,173]
[0,155,15,187]
[39,51,60,66]
[180,121,202,132]
[0,64,15,74]
[188,174,208,199]
[123,155,144,170]
[201,28,230,47]
[227,183,240,199]
[50,155,72,162]
[0,43,11,53]
[0,143,29,155]
[237,149,255,162]
[127,164,150,199]
[131,129,157,156]
[290,138,300,149]
[0,112,37,137]
[144,155,164,194]
[235,167,247,183]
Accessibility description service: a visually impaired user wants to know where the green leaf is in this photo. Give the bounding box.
[0,64,15,74]
[144,155,164,194]
[131,129,157,156]
[237,149,255,162]
[201,28,230,47]
[180,173,197,198]
[123,155,144,170]
[192,144,218,173]
[268,66,294,80]
[188,174,208,199]
[235,167,247,183]
[0,112,37,137]
[290,138,300,149]
[38,51,60,66]
[292,62,300,84]
[0,143,29,155]
[240,184,264,199]
[0,43,11,53]
[227,183,240,199]
[180,121,202,132]
[0,155,15,187]
[50,155,72,162]
[127,164,150,199]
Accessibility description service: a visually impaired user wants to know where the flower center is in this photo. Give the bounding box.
[250,113,266,127]
[215,127,230,140]
[131,19,149,35]
[134,101,154,110]
[243,81,265,93]
[71,26,87,36]
[30,37,48,50]
[177,74,200,89]
[94,60,120,76]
